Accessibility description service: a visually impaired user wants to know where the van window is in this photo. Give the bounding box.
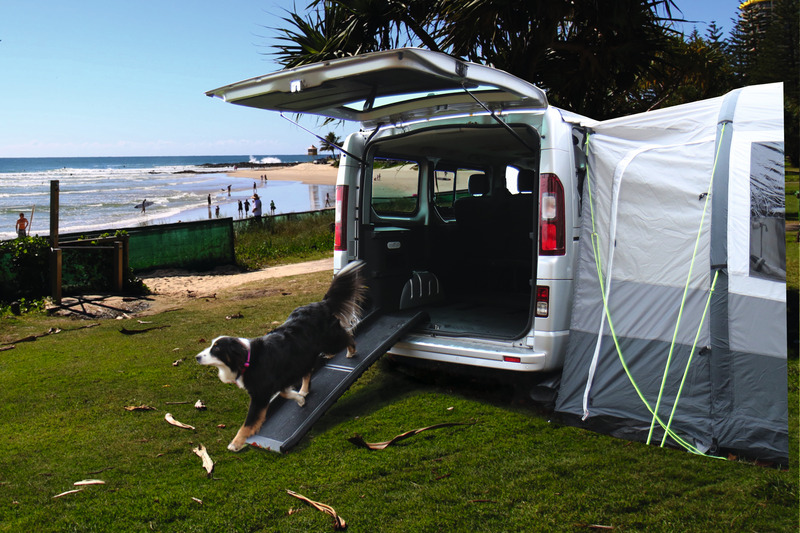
[371,157,420,215]
[505,166,520,194]
[433,166,477,220]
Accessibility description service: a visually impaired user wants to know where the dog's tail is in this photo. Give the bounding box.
[324,260,368,330]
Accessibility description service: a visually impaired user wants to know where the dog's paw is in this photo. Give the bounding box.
[295,396,306,407]
[227,439,246,452]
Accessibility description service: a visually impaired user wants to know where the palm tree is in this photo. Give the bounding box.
[319,131,342,159]
[269,0,685,119]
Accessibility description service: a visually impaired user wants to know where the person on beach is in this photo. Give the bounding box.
[253,182,257,193]
[141,199,147,213]
[227,184,231,196]
[207,194,211,207]
[325,192,331,207]
[15,212,29,239]
[270,200,276,216]
[215,205,220,218]
[252,194,262,217]
[244,198,250,217]
[238,200,243,217]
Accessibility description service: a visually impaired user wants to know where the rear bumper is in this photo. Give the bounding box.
[389,334,553,372]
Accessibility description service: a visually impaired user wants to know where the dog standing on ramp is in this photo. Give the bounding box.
[196,261,367,451]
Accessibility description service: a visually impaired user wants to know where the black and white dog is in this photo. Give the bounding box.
[196,261,367,451]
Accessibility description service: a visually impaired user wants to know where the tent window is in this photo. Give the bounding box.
[749,141,785,282]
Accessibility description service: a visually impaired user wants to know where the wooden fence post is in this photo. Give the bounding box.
[49,180,61,304]
[112,240,123,292]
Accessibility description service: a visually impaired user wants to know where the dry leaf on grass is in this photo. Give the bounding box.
[164,413,195,430]
[124,405,155,411]
[53,489,83,499]
[74,479,105,486]
[194,400,207,410]
[286,490,346,530]
[348,422,472,450]
[192,445,214,476]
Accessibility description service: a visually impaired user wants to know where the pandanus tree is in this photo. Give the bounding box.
[269,0,689,119]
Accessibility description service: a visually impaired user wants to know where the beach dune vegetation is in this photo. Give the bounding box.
[233,210,334,270]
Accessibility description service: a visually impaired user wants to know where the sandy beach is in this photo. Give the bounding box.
[227,161,338,186]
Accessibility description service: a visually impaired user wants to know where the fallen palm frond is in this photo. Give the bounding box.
[286,490,346,530]
[164,413,195,430]
[2,324,98,346]
[348,422,472,450]
[119,325,170,335]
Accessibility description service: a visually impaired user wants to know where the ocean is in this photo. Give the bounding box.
[0,155,335,241]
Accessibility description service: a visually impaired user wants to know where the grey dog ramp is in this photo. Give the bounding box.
[247,310,428,453]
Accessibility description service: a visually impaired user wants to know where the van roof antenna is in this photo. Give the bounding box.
[460,83,538,154]
[279,113,364,164]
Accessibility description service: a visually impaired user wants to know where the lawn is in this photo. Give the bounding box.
[0,271,796,532]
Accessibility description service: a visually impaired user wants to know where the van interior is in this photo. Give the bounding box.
[358,123,542,340]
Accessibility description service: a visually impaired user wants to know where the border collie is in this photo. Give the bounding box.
[196,261,367,451]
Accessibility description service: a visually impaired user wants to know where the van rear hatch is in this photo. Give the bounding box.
[206,48,547,127]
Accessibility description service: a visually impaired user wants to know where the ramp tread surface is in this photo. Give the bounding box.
[247,310,427,452]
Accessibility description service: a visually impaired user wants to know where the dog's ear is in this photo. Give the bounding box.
[228,338,251,374]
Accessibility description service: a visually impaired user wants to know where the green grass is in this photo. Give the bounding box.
[0,271,796,532]
[234,212,334,270]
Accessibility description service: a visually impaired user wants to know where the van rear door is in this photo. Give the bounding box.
[206,48,547,127]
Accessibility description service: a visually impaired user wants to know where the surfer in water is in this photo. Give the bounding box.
[141,199,147,213]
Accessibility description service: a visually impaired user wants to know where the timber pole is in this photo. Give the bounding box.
[49,180,61,304]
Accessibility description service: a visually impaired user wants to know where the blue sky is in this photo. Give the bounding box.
[0,1,743,158]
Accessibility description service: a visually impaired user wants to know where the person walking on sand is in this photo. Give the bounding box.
[252,193,262,218]
[15,212,29,239]
[238,199,243,218]
[244,198,250,217]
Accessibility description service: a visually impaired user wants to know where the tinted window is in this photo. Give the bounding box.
[433,166,477,219]
[371,158,420,215]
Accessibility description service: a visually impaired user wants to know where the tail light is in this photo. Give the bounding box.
[539,173,565,255]
[536,285,550,317]
[334,185,348,251]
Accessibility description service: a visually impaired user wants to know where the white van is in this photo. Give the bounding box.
[208,48,590,373]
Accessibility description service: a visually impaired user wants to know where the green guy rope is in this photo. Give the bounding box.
[646,123,727,445]
[661,270,720,446]
[583,133,723,459]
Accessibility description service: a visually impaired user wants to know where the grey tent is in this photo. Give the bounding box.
[555,83,788,464]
